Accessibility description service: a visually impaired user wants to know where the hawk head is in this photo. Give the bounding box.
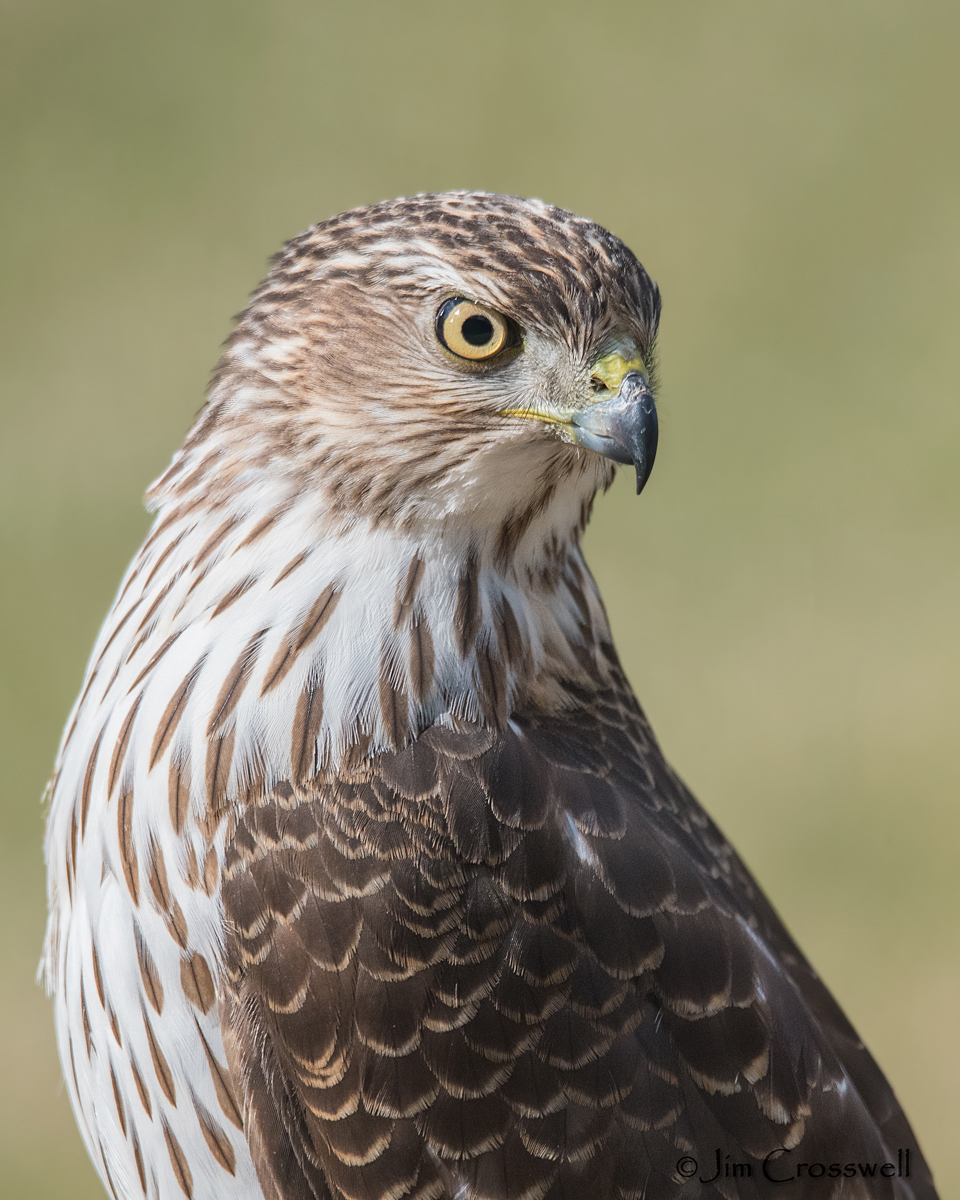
[156,192,661,561]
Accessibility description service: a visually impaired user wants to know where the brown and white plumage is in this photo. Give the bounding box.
[43,192,936,1200]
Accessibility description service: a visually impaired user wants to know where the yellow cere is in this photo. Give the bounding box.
[590,350,647,393]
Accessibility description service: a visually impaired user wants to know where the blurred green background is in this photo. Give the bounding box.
[2,0,958,1195]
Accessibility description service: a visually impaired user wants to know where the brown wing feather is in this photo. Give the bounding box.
[220,670,937,1200]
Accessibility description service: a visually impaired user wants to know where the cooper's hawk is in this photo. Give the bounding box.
[43,192,936,1200]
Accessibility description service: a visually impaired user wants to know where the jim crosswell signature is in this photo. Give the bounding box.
[676,1148,912,1185]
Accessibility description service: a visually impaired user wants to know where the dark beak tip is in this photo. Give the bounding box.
[631,388,659,495]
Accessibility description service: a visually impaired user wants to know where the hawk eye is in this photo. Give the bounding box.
[436,297,510,361]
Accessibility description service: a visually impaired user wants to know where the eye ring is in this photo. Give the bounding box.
[436,297,512,361]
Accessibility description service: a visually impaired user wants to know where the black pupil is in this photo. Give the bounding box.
[461,314,494,346]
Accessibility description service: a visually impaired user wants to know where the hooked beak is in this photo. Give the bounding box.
[571,371,659,494]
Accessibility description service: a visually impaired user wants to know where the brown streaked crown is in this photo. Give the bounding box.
[255,193,658,332]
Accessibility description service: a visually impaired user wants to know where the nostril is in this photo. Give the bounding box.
[589,376,607,392]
